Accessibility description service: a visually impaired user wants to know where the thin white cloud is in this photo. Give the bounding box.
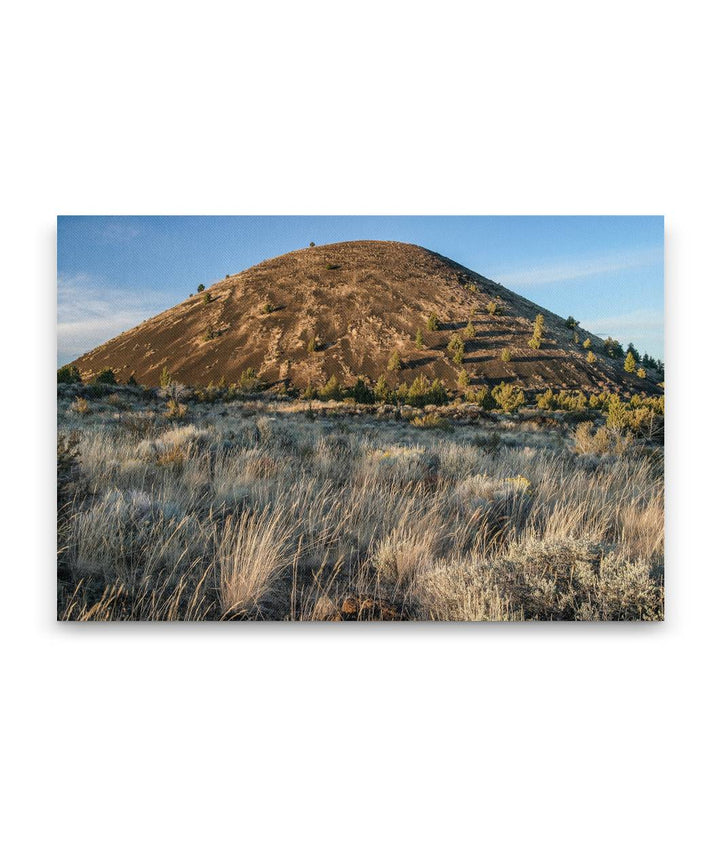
[584,308,664,334]
[57,272,168,362]
[583,307,664,358]
[98,221,141,243]
[496,246,663,288]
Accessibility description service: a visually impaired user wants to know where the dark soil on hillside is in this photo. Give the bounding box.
[70,240,662,396]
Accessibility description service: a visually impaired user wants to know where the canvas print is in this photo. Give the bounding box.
[57,216,664,621]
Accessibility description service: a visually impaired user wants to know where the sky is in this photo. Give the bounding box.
[57,215,664,367]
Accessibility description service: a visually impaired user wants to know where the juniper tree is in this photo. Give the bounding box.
[159,365,172,387]
[387,350,402,371]
[466,384,493,409]
[491,382,525,413]
[427,378,449,405]
[624,351,637,373]
[301,384,317,400]
[94,367,117,385]
[239,367,259,391]
[426,313,439,331]
[374,375,390,403]
[528,314,545,349]
[603,337,623,358]
[415,328,424,348]
[318,375,342,401]
[347,378,374,404]
[406,375,448,406]
[447,333,465,365]
[407,374,430,406]
[57,365,82,384]
[536,389,555,410]
[395,382,410,404]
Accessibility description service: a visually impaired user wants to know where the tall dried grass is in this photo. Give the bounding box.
[57,390,664,620]
[216,507,298,618]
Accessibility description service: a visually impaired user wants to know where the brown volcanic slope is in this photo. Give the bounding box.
[71,241,661,395]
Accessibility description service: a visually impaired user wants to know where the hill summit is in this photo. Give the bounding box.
[70,240,660,394]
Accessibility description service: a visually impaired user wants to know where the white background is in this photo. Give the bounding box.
[2,1,718,854]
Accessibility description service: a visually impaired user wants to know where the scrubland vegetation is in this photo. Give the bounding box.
[57,378,664,621]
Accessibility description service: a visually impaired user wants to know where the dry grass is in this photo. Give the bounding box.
[57,388,664,621]
[216,507,299,618]
[573,421,633,456]
[69,396,89,415]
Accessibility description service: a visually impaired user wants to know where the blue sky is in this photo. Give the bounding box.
[57,215,664,366]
